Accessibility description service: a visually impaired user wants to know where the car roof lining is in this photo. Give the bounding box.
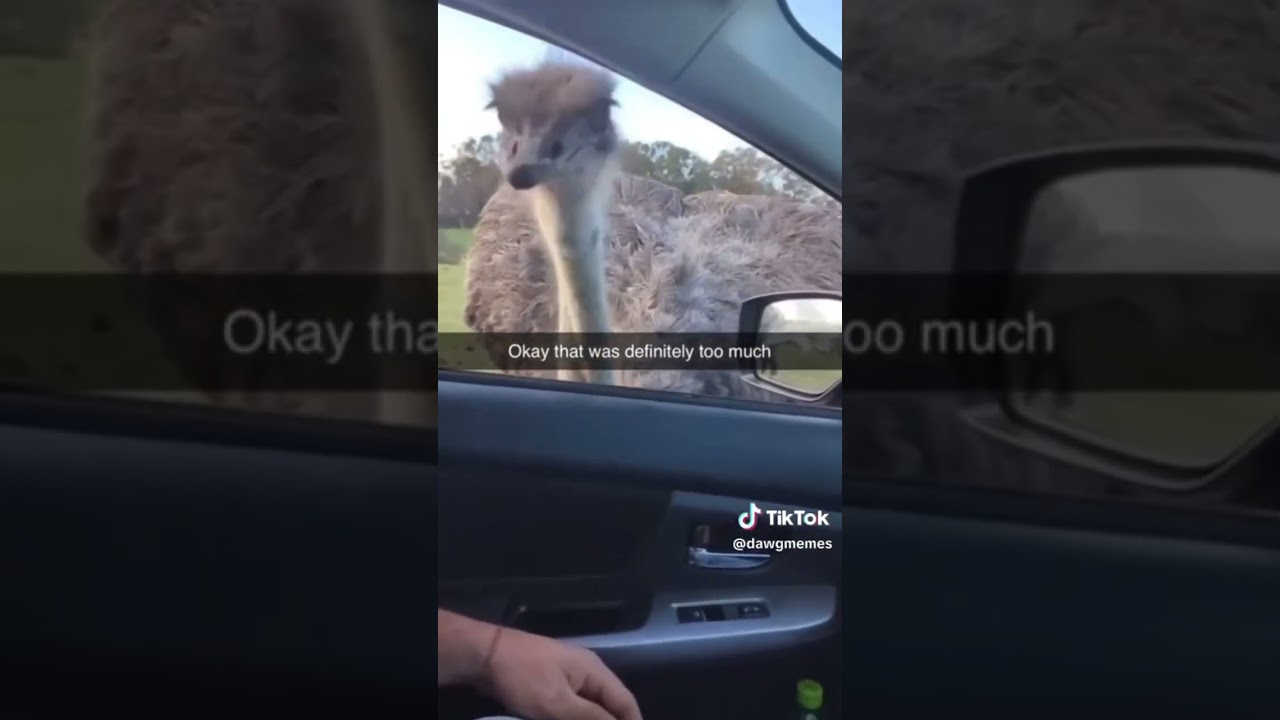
[441,0,740,84]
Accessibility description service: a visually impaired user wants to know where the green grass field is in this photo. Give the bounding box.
[1012,302,1280,468]
[0,56,102,272]
[437,259,468,333]
[0,55,185,394]
[437,227,495,371]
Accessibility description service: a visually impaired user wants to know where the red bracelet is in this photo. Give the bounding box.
[484,624,504,674]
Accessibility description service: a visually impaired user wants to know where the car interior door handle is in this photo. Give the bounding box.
[688,546,772,570]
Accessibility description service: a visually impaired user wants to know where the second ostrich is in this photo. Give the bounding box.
[464,63,843,400]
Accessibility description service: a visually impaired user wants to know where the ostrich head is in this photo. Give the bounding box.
[487,63,620,198]
[486,62,621,384]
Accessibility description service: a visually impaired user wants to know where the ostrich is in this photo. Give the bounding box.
[757,307,797,380]
[83,0,436,426]
[463,63,843,402]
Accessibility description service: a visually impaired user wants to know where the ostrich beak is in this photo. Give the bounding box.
[507,163,550,190]
[504,130,554,189]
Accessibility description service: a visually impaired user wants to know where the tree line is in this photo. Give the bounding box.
[0,0,98,58]
[437,134,834,229]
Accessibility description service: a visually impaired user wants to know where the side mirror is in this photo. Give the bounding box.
[738,291,842,405]
[953,141,1280,490]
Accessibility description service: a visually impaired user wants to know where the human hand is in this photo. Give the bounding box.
[483,626,643,720]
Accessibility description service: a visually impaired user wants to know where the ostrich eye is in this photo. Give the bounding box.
[583,99,612,132]
[547,140,564,159]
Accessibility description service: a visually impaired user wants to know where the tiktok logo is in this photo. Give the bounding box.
[736,504,832,531]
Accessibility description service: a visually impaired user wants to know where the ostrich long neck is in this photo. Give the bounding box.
[529,184,616,384]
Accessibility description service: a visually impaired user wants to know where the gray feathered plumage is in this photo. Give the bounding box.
[464,64,843,401]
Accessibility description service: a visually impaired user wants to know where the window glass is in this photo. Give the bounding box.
[2,0,837,424]
[783,0,842,59]
[436,6,843,406]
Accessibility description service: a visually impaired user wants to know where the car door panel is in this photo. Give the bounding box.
[12,379,1280,718]
[438,373,843,720]
[845,484,1280,718]
[438,488,841,665]
[440,374,842,510]
[0,398,432,717]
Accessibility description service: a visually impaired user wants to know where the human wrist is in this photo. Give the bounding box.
[438,609,501,688]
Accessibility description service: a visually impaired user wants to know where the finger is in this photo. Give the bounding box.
[579,660,643,720]
[558,694,616,720]
[598,686,642,720]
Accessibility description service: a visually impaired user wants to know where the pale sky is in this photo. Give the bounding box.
[1053,168,1280,240]
[774,297,843,324]
[1028,167,1280,271]
[437,0,842,164]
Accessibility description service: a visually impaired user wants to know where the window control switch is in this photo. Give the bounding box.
[737,602,769,619]
[676,606,706,623]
